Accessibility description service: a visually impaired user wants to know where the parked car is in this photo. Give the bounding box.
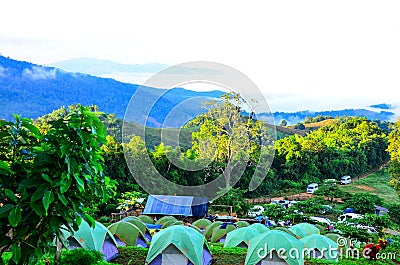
[306,183,319,194]
[271,200,290,208]
[247,205,265,218]
[340,175,351,185]
[308,216,333,226]
[338,213,363,222]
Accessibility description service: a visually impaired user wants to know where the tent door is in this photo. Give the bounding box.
[162,244,189,265]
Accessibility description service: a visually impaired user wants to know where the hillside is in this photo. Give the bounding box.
[1,55,396,128]
[0,55,223,126]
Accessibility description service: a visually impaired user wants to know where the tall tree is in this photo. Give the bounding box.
[190,93,268,187]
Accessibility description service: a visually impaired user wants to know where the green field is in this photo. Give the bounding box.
[338,169,400,205]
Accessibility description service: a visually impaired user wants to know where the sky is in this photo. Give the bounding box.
[1,0,400,115]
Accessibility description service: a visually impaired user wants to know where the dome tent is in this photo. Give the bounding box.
[122,216,152,241]
[300,234,338,261]
[145,225,212,265]
[245,230,304,265]
[292,223,319,235]
[288,226,309,239]
[224,227,261,248]
[61,220,119,261]
[193,218,212,231]
[210,223,238,243]
[107,221,148,248]
[249,223,270,234]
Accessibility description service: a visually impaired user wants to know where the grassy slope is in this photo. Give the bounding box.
[338,169,399,205]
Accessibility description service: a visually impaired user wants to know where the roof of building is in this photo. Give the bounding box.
[143,195,209,217]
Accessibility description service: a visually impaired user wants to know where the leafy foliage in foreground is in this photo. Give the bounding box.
[0,106,116,264]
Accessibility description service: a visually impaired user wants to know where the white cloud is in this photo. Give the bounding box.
[22,67,56,80]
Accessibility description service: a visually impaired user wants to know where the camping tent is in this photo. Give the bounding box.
[145,225,212,265]
[292,223,319,235]
[236,221,250,228]
[61,220,119,261]
[224,227,261,248]
[122,216,152,242]
[288,226,309,239]
[138,215,155,224]
[273,227,298,238]
[245,230,304,265]
[300,234,338,261]
[107,221,148,248]
[193,219,212,231]
[204,221,223,239]
[249,223,270,234]
[210,223,238,243]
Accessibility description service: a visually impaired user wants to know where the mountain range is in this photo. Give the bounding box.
[0,55,396,126]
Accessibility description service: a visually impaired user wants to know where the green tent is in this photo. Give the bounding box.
[288,226,309,239]
[139,215,155,224]
[300,234,338,261]
[122,216,152,242]
[210,224,237,243]
[146,225,212,265]
[236,221,250,228]
[61,220,119,261]
[273,227,298,238]
[314,224,326,234]
[292,223,319,235]
[224,227,261,248]
[156,216,178,226]
[249,223,270,234]
[325,233,351,251]
[245,230,305,265]
[204,221,222,239]
[192,218,212,229]
[107,221,148,247]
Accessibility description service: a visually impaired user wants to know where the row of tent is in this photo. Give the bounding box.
[60,216,348,264]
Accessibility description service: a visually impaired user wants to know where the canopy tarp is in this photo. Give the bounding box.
[224,227,260,248]
[245,230,304,265]
[300,234,338,261]
[145,225,211,265]
[144,195,208,217]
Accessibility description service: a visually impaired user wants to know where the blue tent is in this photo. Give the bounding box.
[143,195,208,217]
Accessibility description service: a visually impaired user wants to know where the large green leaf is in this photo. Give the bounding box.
[42,190,55,215]
[9,207,22,227]
[5,189,18,203]
[11,243,21,264]
[0,161,11,175]
[0,204,14,217]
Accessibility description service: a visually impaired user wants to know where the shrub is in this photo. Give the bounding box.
[60,248,106,265]
[104,203,118,216]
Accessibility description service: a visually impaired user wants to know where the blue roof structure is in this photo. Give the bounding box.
[143,195,209,217]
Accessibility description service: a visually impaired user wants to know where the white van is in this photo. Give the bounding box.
[306,183,319,194]
[340,175,351,185]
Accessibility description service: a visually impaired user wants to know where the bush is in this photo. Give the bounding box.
[104,203,118,216]
[60,248,106,265]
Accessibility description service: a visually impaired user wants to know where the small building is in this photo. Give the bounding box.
[143,195,209,218]
[374,205,389,216]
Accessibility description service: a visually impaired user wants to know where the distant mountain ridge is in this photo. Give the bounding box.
[0,55,396,127]
[49,57,168,75]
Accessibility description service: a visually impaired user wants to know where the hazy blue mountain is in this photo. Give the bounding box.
[369,103,394,110]
[49,57,168,75]
[0,55,395,127]
[271,109,394,125]
[0,55,223,126]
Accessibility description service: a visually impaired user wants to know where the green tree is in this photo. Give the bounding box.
[212,187,250,216]
[345,193,383,214]
[191,93,270,187]
[388,118,400,191]
[0,106,116,264]
[314,180,344,203]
